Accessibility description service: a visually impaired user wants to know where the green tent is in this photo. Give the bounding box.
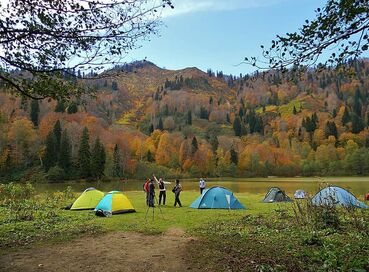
[71,188,105,210]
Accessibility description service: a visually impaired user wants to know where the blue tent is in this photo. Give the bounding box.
[311,186,368,209]
[190,186,245,209]
[94,191,136,216]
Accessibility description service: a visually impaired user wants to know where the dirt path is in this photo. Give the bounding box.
[0,229,201,272]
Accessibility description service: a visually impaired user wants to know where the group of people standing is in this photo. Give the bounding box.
[143,175,183,208]
[143,176,207,208]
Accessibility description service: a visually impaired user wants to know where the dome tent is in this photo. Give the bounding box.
[95,191,135,216]
[311,186,368,209]
[262,187,292,203]
[189,186,245,209]
[294,189,306,199]
[70,187,104,210]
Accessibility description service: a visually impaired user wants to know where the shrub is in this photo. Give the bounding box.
[0,182,35,203]
[46,166,66,182]
[29,171,47,183]
[189,165,201,177]
[292,199,341,230]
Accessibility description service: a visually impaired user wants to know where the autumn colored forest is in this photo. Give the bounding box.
[1,59,369,182]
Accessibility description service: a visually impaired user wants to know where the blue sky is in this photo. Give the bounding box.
[127,0,327,75]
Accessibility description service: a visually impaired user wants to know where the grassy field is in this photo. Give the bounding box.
[1,185,369,271]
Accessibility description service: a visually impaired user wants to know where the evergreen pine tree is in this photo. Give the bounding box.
[209,135,219,154]
[312,112,319,124]
[53,120,62,156]
[163,104,169,116]
[58,130,72,171]
[147,150,154,162]
[353,89,362,116]
[78,127,91,178]
[332,108,337,118]
[111,81,118,90]
[157,117,164,131]
[342,107,351,125]
[240,98,245,108]
[30,99,39,127]
[4,149,12,173]
[200,106,209,119]
[226,113,230,123]
[239,107,244,118]
[254,116,264,134]
[352,113,364,134]
[43,132,57,171]
[230,147,238,165]
[149,124,154,134]
[209,96,213,105]
[91,138,106,179]
[99,141,106,178]
[191,136,198,155]
[332,122,338,139]
[67,102,78,114]
[324,121,338,139]
[55,100,65,112]
[233,116,242,136]
[187,110,192,125]
[293,106,297,115]
[113,144,123,177]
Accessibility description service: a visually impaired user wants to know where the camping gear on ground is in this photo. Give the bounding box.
[95,209,112,217]
[262,187,292,203]
[311,186,368,209]
[365,193,369,201]
[69,187,104,210]
[189,186,245,209]
[294,189,306,199]
[94,191,135,216]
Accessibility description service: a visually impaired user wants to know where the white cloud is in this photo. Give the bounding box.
[162,0,281,17]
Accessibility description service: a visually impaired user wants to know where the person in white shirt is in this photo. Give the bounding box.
[153,174,171,205]
[199,178,206,194]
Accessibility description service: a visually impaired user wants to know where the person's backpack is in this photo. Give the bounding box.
[143,181,150,192]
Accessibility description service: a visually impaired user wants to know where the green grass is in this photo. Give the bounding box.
[0,191,278,248]
[96,191,274,234]
[1,189,368,271]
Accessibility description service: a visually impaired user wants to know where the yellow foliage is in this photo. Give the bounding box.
[155,133,171,166]
[327,135,336,144]
[345,140,358,154]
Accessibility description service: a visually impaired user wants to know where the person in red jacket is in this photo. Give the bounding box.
[143,178,151,206]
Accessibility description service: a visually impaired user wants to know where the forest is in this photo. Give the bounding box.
[1,59,369,182]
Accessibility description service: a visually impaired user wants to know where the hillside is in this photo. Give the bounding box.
[1,59,369,181]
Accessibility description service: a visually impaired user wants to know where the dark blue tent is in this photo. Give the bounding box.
[311,186,368,209]
[189,186,245,209]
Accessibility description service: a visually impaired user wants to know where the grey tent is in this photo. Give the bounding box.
[262,187,292,203]
[294,189,306,199]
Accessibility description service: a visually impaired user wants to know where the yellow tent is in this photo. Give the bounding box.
[94,191,135,215]
[71,188,104,210]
